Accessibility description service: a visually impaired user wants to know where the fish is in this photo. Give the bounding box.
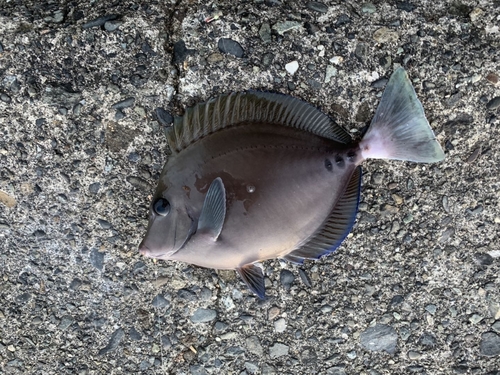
[139,68,445,298]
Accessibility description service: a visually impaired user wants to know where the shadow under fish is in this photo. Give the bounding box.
[139,68,445,299]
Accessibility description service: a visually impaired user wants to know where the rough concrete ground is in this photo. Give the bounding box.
[0,0,499,374]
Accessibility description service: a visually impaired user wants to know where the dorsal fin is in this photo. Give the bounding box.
[282,166,362,264]
[165,91,352,153]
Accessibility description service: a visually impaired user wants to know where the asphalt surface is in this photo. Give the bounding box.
[0,1,499,374]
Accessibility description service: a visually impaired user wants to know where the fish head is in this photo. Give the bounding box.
[139,184,195,260]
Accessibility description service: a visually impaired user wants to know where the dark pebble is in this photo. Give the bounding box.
[0,93,11,103]
[69,278,82,290]
[480,332,500,357]
[104,20,121,31]
[355,43,367,62]
[280,269,295,290]
[127,152,140,163]
[16,292,31,303]
[59,315,74,330]
[336,14,351,26]
[371,78,388,88]
[89,182,101,194]
[190,365,209,375]
[473,252,493,266]
[90,248,105,271]
[34,229,46,238]
[305,22,320,35]
[307,1,328,13]
[173,40,192,64]
[262,53,274,67]
[396,2,417,12]
[191,308,217,323]
[0,42,3,52]
[218,38,244,58]
[486,97,500,110]
[36,118,46,127]
[132,261,147,274]
[114,109,125,120]
[298,268,311,287]
[360,324,398,354]
[155,107,173,126]
[112,97,135,109]
[152,294,170,308]
[419,332,437,348]
[82,14,119,29]
[391,295,404,305]
[161,336,171,348]
[98,327,125,355]
[58,107,68,115]
[126,176,150,190]
[178,288,198,301]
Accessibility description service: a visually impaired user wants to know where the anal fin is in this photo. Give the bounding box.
[282,166,362,264]
[237,264,265,299]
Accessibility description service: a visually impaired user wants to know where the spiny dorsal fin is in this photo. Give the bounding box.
[197,177,226,240]
[165,91,352,153]
[282,166,362,264]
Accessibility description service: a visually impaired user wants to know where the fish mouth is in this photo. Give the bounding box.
[138,243,168,259]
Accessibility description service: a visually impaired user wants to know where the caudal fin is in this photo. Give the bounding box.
[359,68,445,163]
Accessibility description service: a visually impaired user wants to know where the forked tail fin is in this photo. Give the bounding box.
[359,68,445,163]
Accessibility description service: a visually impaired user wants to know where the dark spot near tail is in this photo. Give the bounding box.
[324,159,333,171]
[335,155,345,168]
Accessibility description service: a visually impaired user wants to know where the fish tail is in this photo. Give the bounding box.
[359,68,445,163]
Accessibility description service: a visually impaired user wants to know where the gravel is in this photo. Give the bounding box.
[0,0,499,374]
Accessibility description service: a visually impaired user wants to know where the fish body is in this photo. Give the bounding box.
[139,68,445,298]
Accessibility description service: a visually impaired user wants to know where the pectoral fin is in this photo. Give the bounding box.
[197,177,226,240]
[237,264,265,299]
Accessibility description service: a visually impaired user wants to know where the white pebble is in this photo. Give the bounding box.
[285,61,299,75]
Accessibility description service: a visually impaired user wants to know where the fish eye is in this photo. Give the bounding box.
[153,198,171,216]
[335,155,345,167]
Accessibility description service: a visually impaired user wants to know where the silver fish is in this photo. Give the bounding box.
[139,68,444,298]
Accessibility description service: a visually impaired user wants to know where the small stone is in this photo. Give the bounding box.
[298,268,312,287]
[245,361,259,374]
[207,53,224,63]
[418,333,436,348]
[222,295,235,310]
[130,327,142,341]
[273,21,302,35]
[307,2,328,13]
[396,2,416,12]
[0,190,16,208]
[59,315,74,330]
[486,97,500,110]
[360,324,398,354]
[469,314,483,324]
[301,346,318,364]
[439,227,455,242]
[112,97,135,109]
[190,308,217,323]
[104,20,121,31]
[480,332,500,357]
[285,61,299,75]
[371,172,384,185]
[392,194,403,205]
[354,43,367,62]
[155,107,173,126]
[274,318,286,333]
[218,38,244,58]
[90,248,105,271]
[362,3,376,13]
[246,336,264,356]
[126,176,150,191]
[371,78,388,88]
[329,56,343,65]
[486,73,499,85]
[152,294,169,308]
[269,343,289,358]
[492,321,500,333]
[280,269,295,290]
[82,14,119,29]
[190,365,208,375]
[173,40,194,64]
[373,27,399,43]
[408,351,421,360]
[98,328,125,355]
[0,93,11,103]
[425,304,437,315]
[259,23,272,43]
[474,252,493,266]
[268,306,280,320]
[466,146,482,163]
[324,65,337,83]
[469,7,483,22]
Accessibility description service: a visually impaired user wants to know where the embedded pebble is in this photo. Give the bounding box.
[274,318,287,333]
[273,21,302,35]
[361,3,376,13]
[0,190,16,208]
[373,27,399,43]
[307,2,328,13]
[259,23,272,43]
[218,38,244,58]
[98,328,125,355]
[324,65,337,83]
[360,324,398,354]
[90,248,104,271]
[268,306,280,320]
[280,269,295,290]
[486,97,500,110]
[190,308,217,323]
[480,332,500,357]
[486,73,499,85]
[408,351,421,360]
[285,61,299,75]
[152,294,169,308]
[246,336,264,356]
[112,97,135,109]
[82,14,119,29]
[155,107,173,126]
[269,343,289,358]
